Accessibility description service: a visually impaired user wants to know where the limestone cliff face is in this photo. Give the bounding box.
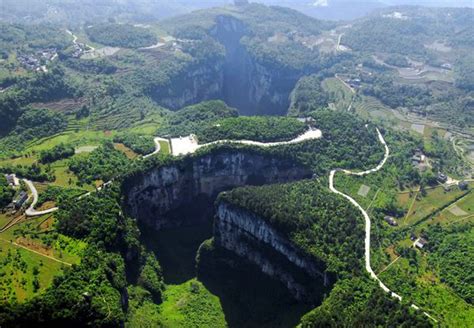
[154,15,304,114]
[210,15,303,116]
[124,151,311,229]
[214,201,330,302]
[152,61,224,110]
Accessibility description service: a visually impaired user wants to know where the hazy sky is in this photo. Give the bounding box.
[1,0,472,24]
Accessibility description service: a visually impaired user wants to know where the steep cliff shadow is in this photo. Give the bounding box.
[198,245,315,328]
[140,197,214,285]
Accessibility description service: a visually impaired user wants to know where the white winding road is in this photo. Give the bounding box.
[13,124,438,321]
[66,29,95,52]
[170,128,322,156]
[143,137,168,159]
[328,128,437,323]
[19,129,320,216]
[24,179,59,217]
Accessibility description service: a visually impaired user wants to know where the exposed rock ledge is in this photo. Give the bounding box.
[215,201,330,302]
[124,151,311,229]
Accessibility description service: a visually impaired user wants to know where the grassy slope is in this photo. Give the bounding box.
[157,280,226,328]
[322,77,353,111]
[0,215,85,302]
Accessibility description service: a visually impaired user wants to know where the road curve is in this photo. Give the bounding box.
[328,128,437,322]
[143,137,168,159]
[170,128,322,156]
[24,179,59,217]
[201,128,322,149]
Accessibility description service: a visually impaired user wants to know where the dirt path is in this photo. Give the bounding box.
[66,29,95,51]
[0,215,24,233]
[404,188,419,221]
[0,237,72,266]
[335,74,356,94]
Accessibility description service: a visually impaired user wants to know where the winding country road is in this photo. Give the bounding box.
[19,128,321,216]
[328,127,437,322]
[24,179,59,217]
[170,128,322,156]
[143,137,168,159]
[10,123,439,320]
[66,29,95,51]
[202,128,322,148]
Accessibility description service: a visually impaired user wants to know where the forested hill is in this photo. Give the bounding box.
[161,4,333,71]
[218,181,431,327]
[345,6,474,55]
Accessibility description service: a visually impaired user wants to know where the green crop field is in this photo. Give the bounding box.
[429,189,474,226]
[322,77,353,111]
[159,140,171,155]
[25,130,114,153]
[354,96,412,131]
[401,186,470,227]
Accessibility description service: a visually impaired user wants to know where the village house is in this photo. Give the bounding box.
[13,191,28,209]
[441,63,452,70]
[459,181,469,190]
[343,77,362,89]
[384,216,398,226]
[5,174,15,186]
[412,149,429,171]
[437,173,448,183]
[414,238,428,249]
[6,174,19,187]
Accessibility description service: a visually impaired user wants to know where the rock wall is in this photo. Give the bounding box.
[151,61,224,110]
[153,15,304,115]
[124,151,311,229]
[214,201,330,302]
[211,15,304,116]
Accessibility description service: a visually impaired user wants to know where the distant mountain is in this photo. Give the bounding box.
[384,0,473,7]
[0,0,230,25]
[1,0,471,25]
[282,1,386,21]
[259,0,473,20]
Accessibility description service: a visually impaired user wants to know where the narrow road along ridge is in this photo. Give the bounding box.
[328,127,437,322]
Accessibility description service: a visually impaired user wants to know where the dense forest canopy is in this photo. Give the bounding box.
[219,180,366,274]
[454,54,474,90]
[162,4,330,70]
[68,142,132,185]
[345,7,474,56]
[39,143,75,164]
[289,74,329,116]
[0,108,68,153]
[196,116,307,143]
[157,100,238,137]
[86,23,158,48]
[426,224,474,304]
[0,67,76,140]
[113,133,155,156]
[0,23,69,54]
[0,175,15,208]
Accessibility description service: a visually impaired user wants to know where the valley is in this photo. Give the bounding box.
[0,2,472,327]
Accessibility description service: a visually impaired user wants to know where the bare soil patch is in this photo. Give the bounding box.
[357,184,371,197]
[448,205,468,217]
